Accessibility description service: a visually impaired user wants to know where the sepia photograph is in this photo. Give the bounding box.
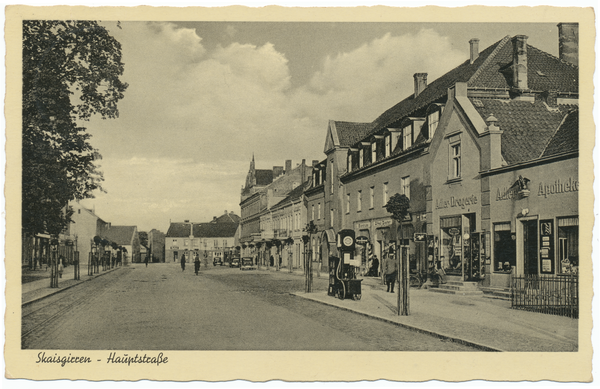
[4,3,595,383]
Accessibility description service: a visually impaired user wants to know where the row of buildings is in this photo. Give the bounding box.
[22,200,143,268]
[238,23,579,289]
[164,211,241,263]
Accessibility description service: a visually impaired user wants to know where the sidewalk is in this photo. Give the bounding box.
[289,275,578,352]
[22,265,123,306]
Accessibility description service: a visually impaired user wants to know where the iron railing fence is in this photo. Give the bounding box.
[511,274,578,318]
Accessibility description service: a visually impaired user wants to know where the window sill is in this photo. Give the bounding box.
[446,177,462,184]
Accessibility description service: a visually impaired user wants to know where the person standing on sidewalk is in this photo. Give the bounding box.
[383,253,398,293]
[145,255,149,268]
[180,254,186,272]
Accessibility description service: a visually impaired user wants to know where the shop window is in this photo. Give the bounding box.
[558,217,579,273]
[403,124,412,150]
[493,223,516,272]
[440,216,462,275]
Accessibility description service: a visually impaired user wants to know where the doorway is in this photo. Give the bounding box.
[523,220,538,275]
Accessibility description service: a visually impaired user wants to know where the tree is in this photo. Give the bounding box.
[22,21,128,239]
[138,231,149,248]
[384,193,411,315]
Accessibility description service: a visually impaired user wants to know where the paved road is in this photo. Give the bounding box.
[22,263,475,351]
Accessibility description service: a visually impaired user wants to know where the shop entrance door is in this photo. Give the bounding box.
[523,220,538,275]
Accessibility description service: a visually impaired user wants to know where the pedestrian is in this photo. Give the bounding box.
[194,255,201,276]
[270,255,274,267]
[180,254,186,272]
[369,255,379,277]
[383,252,398,293]
[58,256,64,278]
[145,255,149,268]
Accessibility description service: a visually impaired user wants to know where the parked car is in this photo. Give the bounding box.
[213,257,223,266]
[230,258,240,268]
[240,257,256,271]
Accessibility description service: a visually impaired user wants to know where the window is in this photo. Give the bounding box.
[318,203,321,220]
[214,240,218,247]
[371,142,377,163]
[493,223,515,272]
[558,217,579,273]
[346,193,350,214]
[193,239,199,247]
[330,209,334,227]
[385,135,391,157]
[383,182,389,205]
[428,111,440,139]
[347,153,353,173]
[184,239,189,246]
[401,176,410,199]
[330,167,334,194]
[311,205,315,221]
[223,239,228,247]
[172,239,178,244]
[357,190,362,212]
[359,149,364,168]
[451,143,461,178]
[403,125,412,150]
[369,186,374,209]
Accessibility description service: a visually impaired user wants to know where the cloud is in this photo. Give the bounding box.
[84,23,468,230]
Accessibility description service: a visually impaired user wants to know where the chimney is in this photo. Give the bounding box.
[224,210,227,214]
[413,73,427,98]
[273,166,284,178]
[184,220,189,223]
[301,159,306,181]
[511,35,528,90]
[469,38,480,64]
[312,160,319,167]
[480,115,504,171]
[285,160,292,173]
[213,216,217,221]
[558,22,578,66]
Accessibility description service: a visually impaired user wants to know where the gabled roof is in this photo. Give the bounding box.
[471,98,578,164]
[101,226,137,245]
[339,35,578,149]
[332,121,373,148]
[213,213,241,224]
[255,169,273,186]
[194,222,239,238]
[166,223,193,238]
[542,109,579,157]
[271,182,306,210]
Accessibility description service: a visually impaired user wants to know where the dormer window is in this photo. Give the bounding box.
[359,149,364,168]
[371,142,377,163]
[385,134,391,157]
[428,110,440,139]
[402,124,412,150]
[347,153,353,173]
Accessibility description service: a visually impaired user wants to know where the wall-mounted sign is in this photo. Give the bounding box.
[435,195,478,210]
[374,219,393,228]
[356,222,371,230]
[448,228,460,236]
[414,233,427,242]
[538,177,578,198]
[171,246,179,250]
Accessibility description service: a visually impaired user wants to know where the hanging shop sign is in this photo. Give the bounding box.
[448,228,461,236]
[414,233,427,242]
[540,219,554,274]
[435,195,478,210]
[355,236,369,245]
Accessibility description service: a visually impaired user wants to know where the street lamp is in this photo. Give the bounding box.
[50,238,59,288]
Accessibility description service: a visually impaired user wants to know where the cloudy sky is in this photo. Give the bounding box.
[78,21,562,232]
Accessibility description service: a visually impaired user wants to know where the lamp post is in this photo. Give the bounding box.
[286,237,294,273]
[49,238,59,288]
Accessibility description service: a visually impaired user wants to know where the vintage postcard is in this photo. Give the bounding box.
[4,4,595,383]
